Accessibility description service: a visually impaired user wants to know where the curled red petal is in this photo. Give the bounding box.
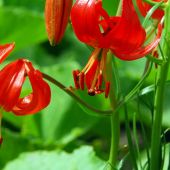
[0,60,25,111]
[112,21,163,60]
[0,43,15,64]
[104,0,146,52]
[71,0,102,46]
[12,62,51,115]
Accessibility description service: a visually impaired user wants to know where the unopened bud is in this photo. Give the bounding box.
[45,0,73,46]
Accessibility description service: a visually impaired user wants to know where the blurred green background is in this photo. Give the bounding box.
[0,0,170,169]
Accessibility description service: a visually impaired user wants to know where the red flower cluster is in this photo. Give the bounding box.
[137,0,166,20]
[71,0,163,97]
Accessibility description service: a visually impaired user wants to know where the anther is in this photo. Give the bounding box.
[97,73,103,89]
[105,82,110,98]
[72,70,80,89]
[95,89,104,95]
[79,72,85,90]
[88,89,96,96]
[0,137,3,145]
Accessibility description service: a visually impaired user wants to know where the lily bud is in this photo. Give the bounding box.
[45,0,73,46]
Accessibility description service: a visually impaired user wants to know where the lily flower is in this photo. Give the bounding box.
[137,0,166,20]
[71,0,162,97]
[0,59,51,115]
[45,0,73,45]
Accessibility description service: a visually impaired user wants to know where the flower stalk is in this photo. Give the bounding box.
[42,73,113,116]
[107,52,120,169]
[150,1,170,170]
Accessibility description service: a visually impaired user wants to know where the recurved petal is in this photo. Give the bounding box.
[112,21,163,60]
[106,0,146,53]
[71,0,102,47]
[12,62,51,115]
[0,60,25,111]
[0,43,15,63]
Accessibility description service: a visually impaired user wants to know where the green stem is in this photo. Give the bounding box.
[150,2,170,170]
[0,108,3,145]
[107,52,120,169]
[143,0,166,8]
[42,73,112,116]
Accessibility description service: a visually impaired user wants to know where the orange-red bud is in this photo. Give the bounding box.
[45,0,73,46]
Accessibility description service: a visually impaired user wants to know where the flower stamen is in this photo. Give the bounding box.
[72,48,110,98]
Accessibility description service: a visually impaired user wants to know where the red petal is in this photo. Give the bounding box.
[104,0,146,53]
[71,0,146,52]
[112,21,163,60]
[0,60,25,111]
[71,0,102,46]
[13,62,51,115]
[0,43,15,63]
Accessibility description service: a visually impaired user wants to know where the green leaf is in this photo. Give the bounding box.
[0,129,30,168]
[138,82,170,127]
[3,146,106,170]
[2,0,44,12]
[19,61,100,145]
[0,7,47,51]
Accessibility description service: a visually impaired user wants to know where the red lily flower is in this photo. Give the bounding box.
[137,0,166,20]
[0,43,15,63]
[45,0,73,45]
[0,59,51,115]
[71,0,162,97]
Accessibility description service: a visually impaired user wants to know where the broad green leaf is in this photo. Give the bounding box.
[0,7,47,51]
[3,146,106,170]
[39,62,100,143]
[0,129,30,168]
[19,61,100,145]
[116,57,147,96]
[2,0,44,12]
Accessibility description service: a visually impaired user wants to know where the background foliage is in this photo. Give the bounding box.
[1,0,170,169]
